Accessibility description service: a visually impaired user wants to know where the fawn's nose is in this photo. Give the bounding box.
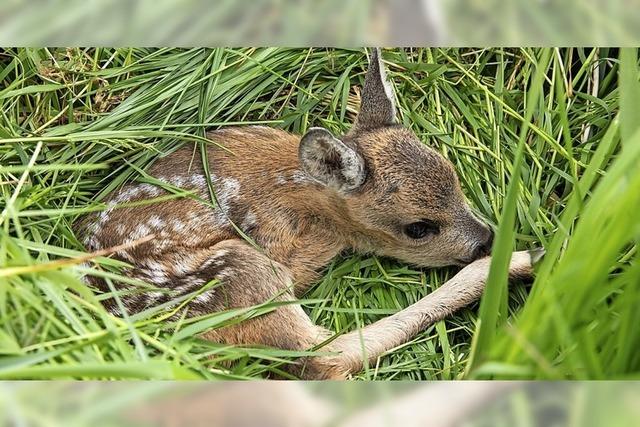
[471,228,494,261]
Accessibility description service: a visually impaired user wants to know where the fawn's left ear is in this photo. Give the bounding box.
[299,127,366,193]
[353,48,397,132]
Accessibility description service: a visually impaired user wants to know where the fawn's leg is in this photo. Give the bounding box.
[308,250,539,379]
[116,239,332,377]
[186,240,330,361]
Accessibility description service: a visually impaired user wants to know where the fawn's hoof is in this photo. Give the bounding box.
[528,247,545,265]
[508,249,543,281]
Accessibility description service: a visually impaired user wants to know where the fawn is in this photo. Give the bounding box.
[78,48,538,379]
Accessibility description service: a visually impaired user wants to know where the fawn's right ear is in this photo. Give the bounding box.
[352,47,397,132]
[299,127,366,193]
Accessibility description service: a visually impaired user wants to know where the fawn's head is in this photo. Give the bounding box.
[298,48,493,267]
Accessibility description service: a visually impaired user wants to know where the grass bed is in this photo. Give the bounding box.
[0,47,638,379]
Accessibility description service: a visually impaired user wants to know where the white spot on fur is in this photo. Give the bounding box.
[171,219,186,233]
[130,224,151,240]
[115,223,127,235]
[85,234,99,249]
[174,257,195,276]
[137,184,161,198]
[157,175,182,188]
[146,269,169,285]
[190,174,207,188]
[143,259,166,271]
[154,240,171,251]
[292,171,311,184]
[216,268,234,280]
[142,260,171,285]
[223,178,240,196]
[186,276,206,287]
[275,173,287,185]
[201,256,225,270]
[212,177,241,224]
[211,249,228,259]
[174,176,186,187]
[175,276,206,293]
[139,260,169,285]
[146,290,165,302]
[112,186,145,205]
[157,174,207,192]
[148,214,165,229]
[96,204,114,228]
[195,290,215,304]
[85,220,99,236]
[241,211,257,230]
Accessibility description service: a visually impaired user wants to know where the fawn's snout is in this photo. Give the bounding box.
[442,207,495,266]
[472,226,494,260]
[462,219,494,264]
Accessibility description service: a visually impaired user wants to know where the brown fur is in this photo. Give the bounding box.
[76,49,538,379]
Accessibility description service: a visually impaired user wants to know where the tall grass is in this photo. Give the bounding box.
[0,47,636,379]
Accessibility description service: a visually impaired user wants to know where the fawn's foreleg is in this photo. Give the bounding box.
[306,250,539,379]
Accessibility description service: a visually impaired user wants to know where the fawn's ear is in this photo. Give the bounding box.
[299,127,366,192]
[353,47,397,131]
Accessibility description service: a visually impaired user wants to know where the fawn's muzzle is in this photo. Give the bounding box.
[470,228,494,261]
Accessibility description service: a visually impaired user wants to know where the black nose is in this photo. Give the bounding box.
[472,228,494,260]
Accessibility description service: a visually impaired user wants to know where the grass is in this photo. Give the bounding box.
[0,47,638,380]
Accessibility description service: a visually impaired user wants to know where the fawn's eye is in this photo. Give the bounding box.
[403,220,440,239]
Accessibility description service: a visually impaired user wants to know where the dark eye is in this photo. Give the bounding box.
[403,220,440,239]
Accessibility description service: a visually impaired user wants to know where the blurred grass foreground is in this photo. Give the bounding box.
[1,47,639,380]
